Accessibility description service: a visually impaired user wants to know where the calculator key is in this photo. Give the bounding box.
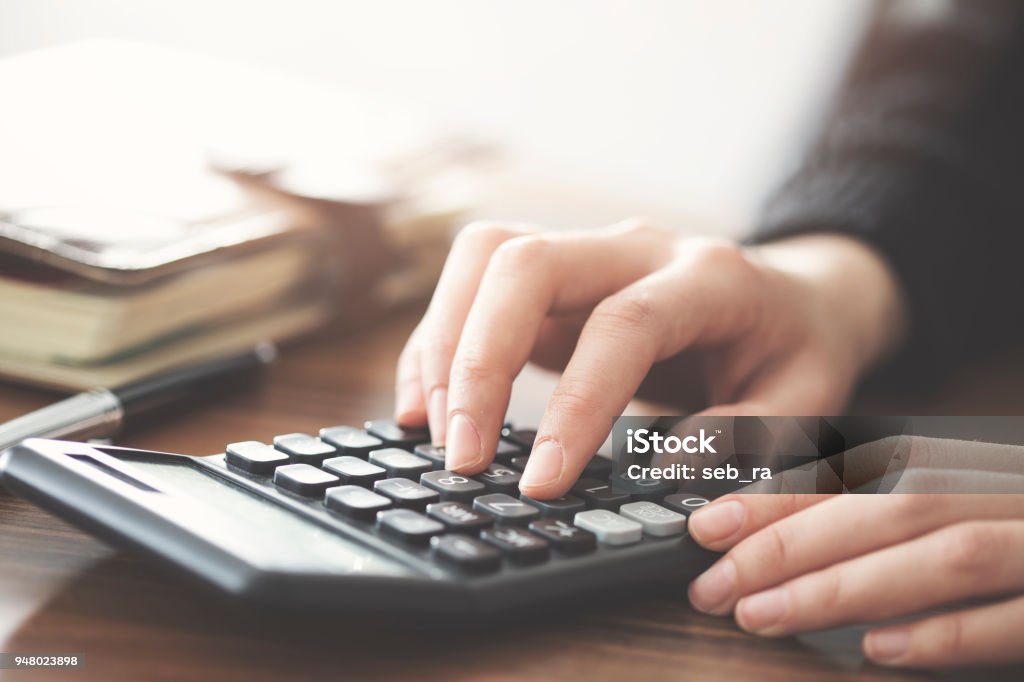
[273,463,340,497]
[581,456,613,480]
[420,470,486,502]
[426,501,493,533]
[493,439,523,463]
[610,472,677,502]
[318,426,383,457]
[364,419,430,448]
[501,428,537,450]
[574,509,643,546]
[225,441,289,475]
[661,493,711,516]
[571,478,631,510]
[431,535,501,573]
[508,455,531,472]
[473,463,522,494]
[322,456,387,486]
[324,485,392,520]
[368,448,434,479]
[273,433,336,465]
[376,509,444,546]
[480,527,549,564]
[413,443,447,469]
[618,501,688,537]
[373,478,441,510]
[473,494,540,526]
[528,519,597,555]
[521,494,586,521]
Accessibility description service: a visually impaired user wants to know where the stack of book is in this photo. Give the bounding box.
[0,41,487,390]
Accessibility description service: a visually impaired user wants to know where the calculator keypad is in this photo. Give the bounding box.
[221,421,710,578]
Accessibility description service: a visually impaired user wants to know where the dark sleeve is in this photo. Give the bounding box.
[751,0,1024,375]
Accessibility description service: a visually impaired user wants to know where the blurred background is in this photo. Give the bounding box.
[0,0,872,232]
[0,0,876,394]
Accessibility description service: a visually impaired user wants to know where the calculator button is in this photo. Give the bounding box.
[574,509,643,546]
[431,535,501,573]
[419,470,486,502]
[610,472,677,501]
[413,443,447,469]
[225,441,289,475]
[571,478,631,510]
[661,493,711,516]
[273,463,340,497]
[473,463,522,494]
[325,485,392,520]
[528,519,597,555]
[473,494,540,526]
[427,501,493,533]
[318,426,383,457]
[581,456,613,480]
[508,455,531,472]
[618,501,688,537]
[322,456,387,486]
[373,478,441,510]
[376,509,444,546]
[493,439,522,463]
[501,428,537,450]
[364,419,430,448]
[480,527,550,564]
[521,494,586,521]
[368,448,434,479]
[273,433,336,465]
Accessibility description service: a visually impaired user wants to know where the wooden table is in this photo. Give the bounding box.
[2,310,1023,682]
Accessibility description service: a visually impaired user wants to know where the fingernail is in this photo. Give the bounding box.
[688,559,737,614]
[445,413,482,471]
[865,628,910,664]
[519,440,564,490]
[428,387,448,446]
[689,500,745,545]
[737,588,788,633]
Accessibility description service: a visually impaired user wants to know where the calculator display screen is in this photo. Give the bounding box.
[116,457,415,578]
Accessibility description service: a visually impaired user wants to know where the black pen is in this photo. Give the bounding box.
[0,342,278,452]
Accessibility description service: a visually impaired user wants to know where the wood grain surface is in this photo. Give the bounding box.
[2,310,1024,681]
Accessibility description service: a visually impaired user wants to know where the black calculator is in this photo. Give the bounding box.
[0,419,716,615]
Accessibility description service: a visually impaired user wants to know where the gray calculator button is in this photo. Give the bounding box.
[473,494,540,526]
[272,433,336,465]
[618,501,687,537]
[368,448,433,479]
[225,441,289,475]
[661,493,711,516]
[573,509,643,546]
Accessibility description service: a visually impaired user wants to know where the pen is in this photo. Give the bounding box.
[0,341,278,452]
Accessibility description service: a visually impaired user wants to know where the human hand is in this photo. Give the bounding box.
[687,435,1024,668]
[394,220,907,498]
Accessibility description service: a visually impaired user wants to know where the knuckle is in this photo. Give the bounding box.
[456,221,520,247]
[934,615,966,660]
[816,567,846,613]
[549,382,603,420]
[938,522,1003,575]
[450,352,502,387]
[490,235,553,273]
[758,522,791,569]
[592,290,659,332]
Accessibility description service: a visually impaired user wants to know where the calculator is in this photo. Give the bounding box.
[0,419,716,615]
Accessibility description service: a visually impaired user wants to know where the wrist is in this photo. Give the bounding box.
[750,233,909,377]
